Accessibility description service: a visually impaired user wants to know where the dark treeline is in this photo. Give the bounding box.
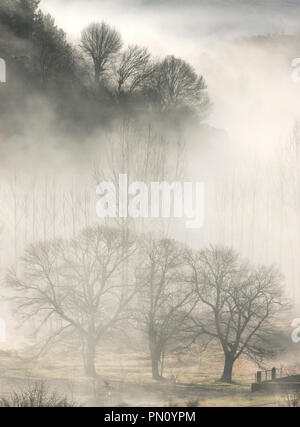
[0,0,210,141]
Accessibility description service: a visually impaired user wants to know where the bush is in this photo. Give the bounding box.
[0,381,78,407]
[284,390,300,407]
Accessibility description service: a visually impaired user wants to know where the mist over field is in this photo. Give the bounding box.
[0,0,300,408]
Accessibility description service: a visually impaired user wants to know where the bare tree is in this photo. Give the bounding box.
[114,45,155,97]
[94,119,186,237]
[136,238,192,380]
[185,246,282,383]
[151,55,209,114]
[7,225,138,377]
[81,22,122,84]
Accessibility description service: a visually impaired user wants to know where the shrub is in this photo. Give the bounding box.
[0,381,78,407]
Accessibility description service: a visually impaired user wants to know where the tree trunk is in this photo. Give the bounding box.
[221,353,234,383]
[84,339,97,377]
[152,358,161,380]
[149,330,162,380]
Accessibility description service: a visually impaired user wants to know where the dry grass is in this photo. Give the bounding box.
[0,345,293,407]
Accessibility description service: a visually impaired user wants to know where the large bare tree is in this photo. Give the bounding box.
[185,246,282,383]
[7,225,138,377]
[136,238,192,380]
[81,21,122,84]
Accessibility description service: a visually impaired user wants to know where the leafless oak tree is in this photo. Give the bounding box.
[184,246,282,383]
[136,238,193,380]
[7,225,138,377]
[81,21,122,84]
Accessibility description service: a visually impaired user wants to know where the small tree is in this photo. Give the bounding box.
[7,225,138,377]
[136,238,192,380]
[81,21,122,84]
[185,246,282,383]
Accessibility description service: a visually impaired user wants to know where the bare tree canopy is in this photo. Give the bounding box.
[184,246,282,383]
[114,45,155,96]
[152,55,210,114]
[7,225,138,376]
[81,21,122,83]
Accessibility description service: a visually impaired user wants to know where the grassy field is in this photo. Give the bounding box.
[0,345,295,407]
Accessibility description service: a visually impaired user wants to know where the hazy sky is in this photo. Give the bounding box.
[41,0,300,50]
